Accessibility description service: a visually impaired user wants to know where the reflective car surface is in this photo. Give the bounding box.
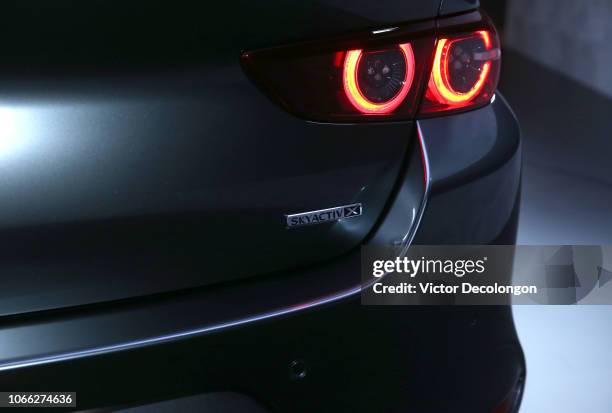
[0,1,524,412]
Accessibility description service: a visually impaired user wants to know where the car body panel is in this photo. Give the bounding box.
[415,93,521,244]
[439,0,480,16]
[0,0,452,316]
[0,3,524,412]
[0,90,523,412]
[0,82,410,315]
[0,1,443,60]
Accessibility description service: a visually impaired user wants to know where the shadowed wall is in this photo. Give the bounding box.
[504,0,612,98]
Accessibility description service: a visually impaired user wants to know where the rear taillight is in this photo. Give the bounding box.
[342,43,415,115]
[419,20,501,115]
[241,10,499,122]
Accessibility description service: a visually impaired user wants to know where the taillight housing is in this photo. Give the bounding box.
[241,10,500,122]
[343,43,416,115]
[419,14,501,116]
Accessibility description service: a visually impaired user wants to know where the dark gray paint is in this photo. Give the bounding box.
[117,393,270,413]
[440,0,480,16]
[415,94,521,244]
[0,2,525,411]
[0,67,412,316]
[0,97,521,372]
[0,0,442,62]
[0,0,454,315]
[0,98,523,412]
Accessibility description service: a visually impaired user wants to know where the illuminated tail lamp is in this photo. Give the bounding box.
[429,32,491,104]
[241,11,500,122]
[343,44,415,114]
[420,27,501,115]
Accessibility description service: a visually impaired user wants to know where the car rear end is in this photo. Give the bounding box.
[0,1,523,412]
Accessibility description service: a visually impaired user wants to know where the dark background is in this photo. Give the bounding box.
[480,1,612,412]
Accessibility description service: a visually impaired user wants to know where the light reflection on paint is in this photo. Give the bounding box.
[0,107,31,157]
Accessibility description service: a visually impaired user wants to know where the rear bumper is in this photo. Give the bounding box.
[5,301,524,413]
[0,95,523,412]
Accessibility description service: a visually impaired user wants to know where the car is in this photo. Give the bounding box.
[0,1,524,411]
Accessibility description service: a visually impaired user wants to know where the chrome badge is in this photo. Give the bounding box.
[286,203,362,228]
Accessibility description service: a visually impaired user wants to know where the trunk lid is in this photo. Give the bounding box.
[0,0,440,315]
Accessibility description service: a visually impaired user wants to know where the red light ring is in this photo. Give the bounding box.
[429,30,492,105]
[343,43,415,114]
